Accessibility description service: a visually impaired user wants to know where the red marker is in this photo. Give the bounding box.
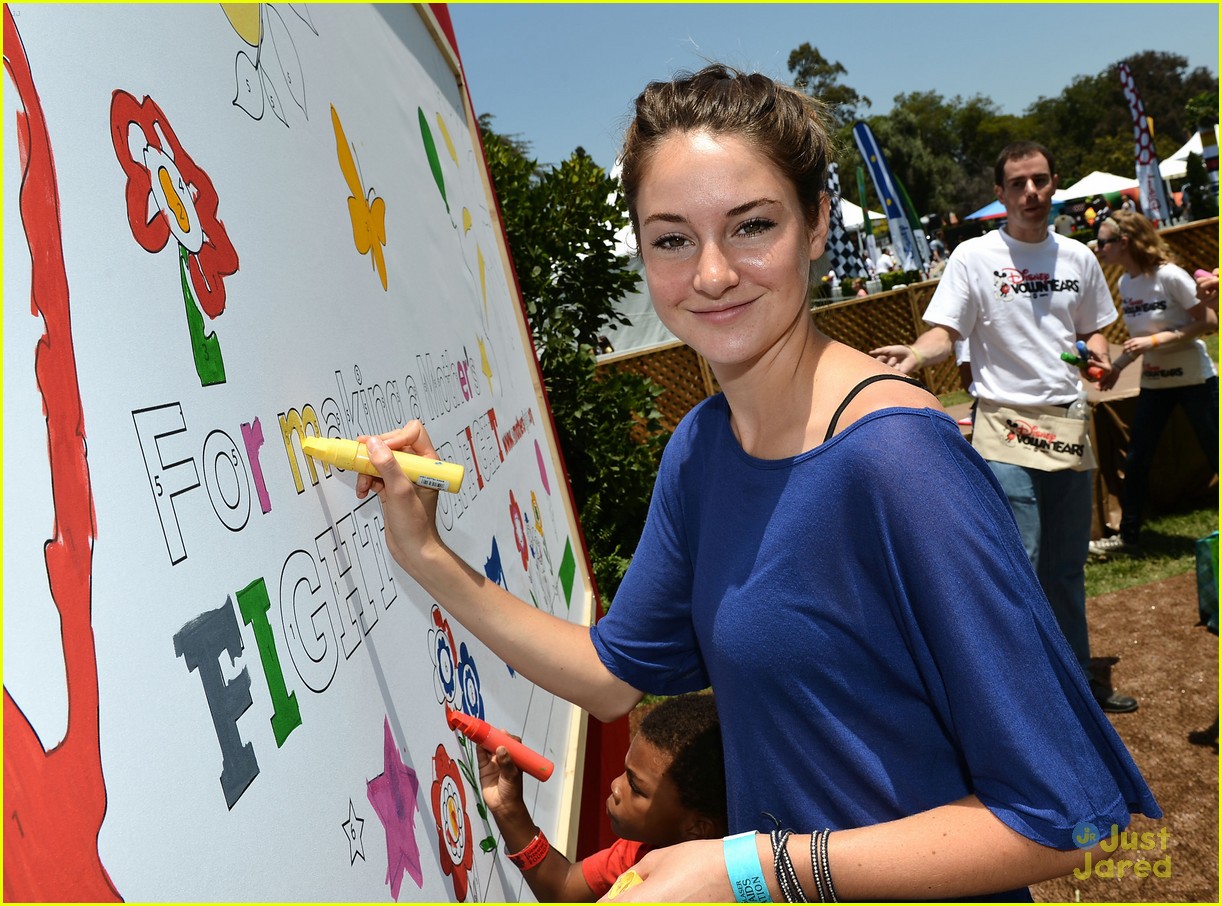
[445,705,554,782]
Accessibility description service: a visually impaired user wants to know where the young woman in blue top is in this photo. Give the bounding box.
[356,65,1158,901]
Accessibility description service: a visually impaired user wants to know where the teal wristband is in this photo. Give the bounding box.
[723,831,771,902]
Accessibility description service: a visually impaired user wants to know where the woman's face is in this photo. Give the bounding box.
[634,130,826,368]
[1095,222,1125,267]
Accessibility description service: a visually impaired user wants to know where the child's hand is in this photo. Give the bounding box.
[476,739,526,817]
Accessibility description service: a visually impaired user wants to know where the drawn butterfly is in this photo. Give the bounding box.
[331,105,387,290]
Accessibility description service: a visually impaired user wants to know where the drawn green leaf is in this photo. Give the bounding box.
[418,107,448,213]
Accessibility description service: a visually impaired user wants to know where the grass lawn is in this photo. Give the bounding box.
[1086,504,1218,598]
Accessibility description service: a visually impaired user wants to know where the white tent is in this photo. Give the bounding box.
[1056,171,1138,199]
[1160,125,1220,181]
[837,197,885,231]
[601,223,679,358]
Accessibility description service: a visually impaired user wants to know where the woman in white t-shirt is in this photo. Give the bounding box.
[1092,212,1218,555]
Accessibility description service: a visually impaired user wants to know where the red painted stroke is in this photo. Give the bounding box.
[3,7,121,901]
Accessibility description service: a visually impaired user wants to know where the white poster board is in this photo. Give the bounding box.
[3,4,594,901]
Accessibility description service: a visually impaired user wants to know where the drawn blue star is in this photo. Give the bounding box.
[343,797,366,865]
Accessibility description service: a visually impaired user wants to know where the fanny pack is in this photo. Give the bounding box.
[971,398,1096,472]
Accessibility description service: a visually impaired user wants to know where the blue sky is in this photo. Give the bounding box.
[447,2,1220,170]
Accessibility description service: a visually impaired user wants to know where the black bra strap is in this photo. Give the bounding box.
[824,373,928,442]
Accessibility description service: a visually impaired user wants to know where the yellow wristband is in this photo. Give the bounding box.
[905,345,926,368]
[1150,333,1160,348]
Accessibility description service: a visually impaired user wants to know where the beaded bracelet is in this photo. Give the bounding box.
[808,832,827,903]
[769,828,807,903]
[506,829,550,871]
[724,831,771,902]
[809,829,839,903]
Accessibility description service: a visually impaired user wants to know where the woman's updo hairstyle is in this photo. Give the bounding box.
[619,64,836,240]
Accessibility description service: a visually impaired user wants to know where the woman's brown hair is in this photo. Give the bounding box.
[1103,210,1177,274]
[618,64,836,241]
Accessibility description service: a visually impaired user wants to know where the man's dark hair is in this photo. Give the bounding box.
[637,692,726,828]
[994,141,1056,186]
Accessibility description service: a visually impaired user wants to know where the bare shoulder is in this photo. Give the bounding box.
[822,344,944,438]
[863,369,944,411]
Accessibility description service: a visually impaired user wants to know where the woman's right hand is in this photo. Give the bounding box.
[355,421,446,577]
[869,343,920,373]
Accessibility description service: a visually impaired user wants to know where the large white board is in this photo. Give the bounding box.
[3,4,594,901]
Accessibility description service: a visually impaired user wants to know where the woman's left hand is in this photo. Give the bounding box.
[1122,336,1155,356]
[600,838,733,902]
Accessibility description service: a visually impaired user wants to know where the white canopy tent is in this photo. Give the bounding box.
[599,223,679,358]
[1057,171,1138,199]
[1160,125,1220,181]
[837,197,886,231]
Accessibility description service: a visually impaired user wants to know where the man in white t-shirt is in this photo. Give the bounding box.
[871,141,1137,713]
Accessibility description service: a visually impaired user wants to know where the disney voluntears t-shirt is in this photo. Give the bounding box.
[1119,262,1217,389]
[924,229,1117,407]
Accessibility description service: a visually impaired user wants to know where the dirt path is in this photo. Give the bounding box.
[1032,571,1219,903]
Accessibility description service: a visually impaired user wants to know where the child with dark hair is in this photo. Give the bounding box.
[478,692,726,901]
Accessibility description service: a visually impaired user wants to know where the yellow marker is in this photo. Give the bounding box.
[301,436,464,493]
[605,869,643,900]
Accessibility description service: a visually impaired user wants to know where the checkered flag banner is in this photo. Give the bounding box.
[825,163,863,278]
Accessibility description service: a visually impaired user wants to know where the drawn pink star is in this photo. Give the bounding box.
[367,718,423,900]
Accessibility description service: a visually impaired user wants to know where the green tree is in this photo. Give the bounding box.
[1118,50,1218,146]
[478,117,668,605]
[1023,71,1129,182]
[1182,152,1218,220]
[1186,92,1218,131]
[1024,51,1218,182]
[844,92,1023,222]
[947,102,1028,208]
[1182,93,1219,221]
[862,92,959,217]
[787,42,871,132]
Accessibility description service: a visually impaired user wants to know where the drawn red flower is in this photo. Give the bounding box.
[431,744,474,901]
[110,90,237,318]
[110,90,238,386]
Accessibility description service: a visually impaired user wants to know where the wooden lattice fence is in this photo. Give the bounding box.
[597,218,1219,433]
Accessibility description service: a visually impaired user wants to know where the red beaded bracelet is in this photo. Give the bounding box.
[507,830,550,871]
